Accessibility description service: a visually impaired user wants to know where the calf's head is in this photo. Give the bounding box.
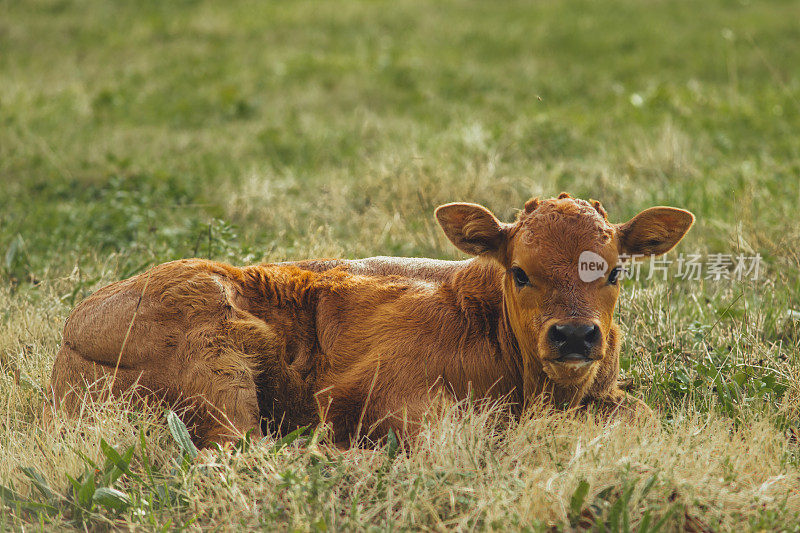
[436,193,694,391]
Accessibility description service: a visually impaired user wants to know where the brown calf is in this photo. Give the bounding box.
[48,194,694,447]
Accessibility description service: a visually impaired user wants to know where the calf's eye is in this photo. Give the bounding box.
[607,266,622,285]
[510,266,530,287]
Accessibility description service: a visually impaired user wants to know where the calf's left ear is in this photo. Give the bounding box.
[435,203,507,256]
[617,206,695,256]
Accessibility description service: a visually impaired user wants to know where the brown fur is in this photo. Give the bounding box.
[48,195,694,447]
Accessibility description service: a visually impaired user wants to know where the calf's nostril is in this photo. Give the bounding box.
[548,324,570,344]
[582,324,600,345]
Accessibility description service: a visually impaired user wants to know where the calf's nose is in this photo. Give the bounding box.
[547,322,600,357]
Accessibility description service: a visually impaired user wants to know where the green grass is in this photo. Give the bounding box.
[2,0,800,529]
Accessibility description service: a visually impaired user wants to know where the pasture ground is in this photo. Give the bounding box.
[2,0,800,530]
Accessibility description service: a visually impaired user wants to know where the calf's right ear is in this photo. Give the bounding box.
[435,203,507,256]
[617,206,695,257]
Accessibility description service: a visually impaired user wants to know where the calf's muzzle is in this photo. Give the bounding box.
[547,321,601,363]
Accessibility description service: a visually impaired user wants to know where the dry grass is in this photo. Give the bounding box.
[1,279,799,530]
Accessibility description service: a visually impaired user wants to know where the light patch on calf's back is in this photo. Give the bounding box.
[159,271,240,319]
[347,256,470,283]
[211,274,236,305]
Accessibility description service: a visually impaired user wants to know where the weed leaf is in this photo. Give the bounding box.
[166,410,199,460]
[20,467,57,502]
[93,487,132,512]
[569,479,590,526]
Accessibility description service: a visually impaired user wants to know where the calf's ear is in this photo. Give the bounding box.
[435,203,507,256]
[617,206,695,256]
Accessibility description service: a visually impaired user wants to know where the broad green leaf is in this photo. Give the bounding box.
[386,428,400,462]
[93,487,132,512]
[20,467,57,502]
[77,469,96,508]
[166,410,199,460]
[569,479,590,526]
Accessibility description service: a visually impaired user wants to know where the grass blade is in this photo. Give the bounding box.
[269,426,308,454]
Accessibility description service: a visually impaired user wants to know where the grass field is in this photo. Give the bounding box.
[2,0,800,530]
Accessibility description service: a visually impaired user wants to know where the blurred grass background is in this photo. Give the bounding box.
[3,0,799,272]
[2,0,800,529]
